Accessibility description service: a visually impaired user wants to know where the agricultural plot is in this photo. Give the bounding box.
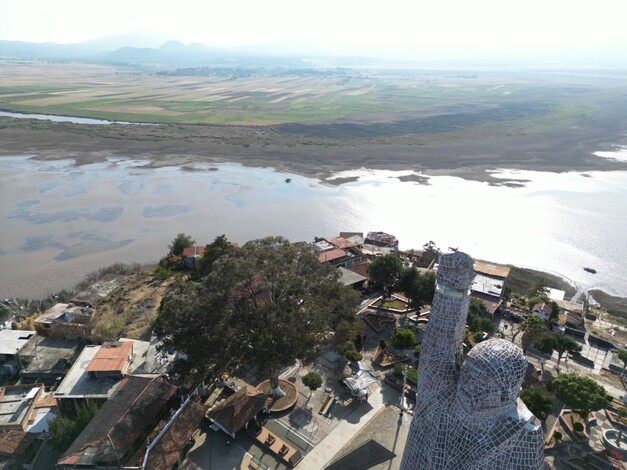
[2,61,620,131]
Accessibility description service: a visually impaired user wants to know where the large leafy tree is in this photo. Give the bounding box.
[168,233,195,256]
[48,403,98,452]
[535,332,582,368]
[194,234,236,278]
[520,386,554,421]
[398,268,436,310]
[155,236,358,397]
[551,373,608,420]
[368,255,403,296]
[520,314,548,354]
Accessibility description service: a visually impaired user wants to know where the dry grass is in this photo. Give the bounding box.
[91,272,172,341]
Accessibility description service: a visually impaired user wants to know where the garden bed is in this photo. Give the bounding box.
[372,345,410,368]
[559,409,590,440]
[362,311,396,333]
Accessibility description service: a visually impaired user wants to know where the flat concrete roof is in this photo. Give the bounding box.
[19,336,78,375]
[0,385,41,429]
[339,267,367,286]
[0,330,35,357]
[471,273,504,298]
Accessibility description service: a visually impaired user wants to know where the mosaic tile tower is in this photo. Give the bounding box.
[400,251,544,470]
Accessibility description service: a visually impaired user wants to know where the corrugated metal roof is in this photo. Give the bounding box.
[86,341,133,373]
[473,262,510,279]
[318,248,347,263]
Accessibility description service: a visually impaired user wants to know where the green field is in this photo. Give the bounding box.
[1,61,624,133]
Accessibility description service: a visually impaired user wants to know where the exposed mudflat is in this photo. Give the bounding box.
[1,111,627,182]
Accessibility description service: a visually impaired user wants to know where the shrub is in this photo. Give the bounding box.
[338,341,362,363]
[155,266,173,280]
[391,328,416,350]
[379,339,387,350]
[392,364,417,386]
[553,431,563,443]
[473,331,485,343]
[414,344,422,359]
[301,372,323,393]
[573,422,584,435]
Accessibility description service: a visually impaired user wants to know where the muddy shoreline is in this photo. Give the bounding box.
[1,119,627,183]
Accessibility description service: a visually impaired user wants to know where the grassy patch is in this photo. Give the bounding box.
[375,298,408,310]
[588,289,627,323]
[507,266,577,298]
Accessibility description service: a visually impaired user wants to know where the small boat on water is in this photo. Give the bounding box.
[583,267,597,274]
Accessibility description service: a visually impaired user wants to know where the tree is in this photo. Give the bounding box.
[527,276,549,298]
[48,403,97,452]
[155,236,357,397]
[551,373,609,420]
[535,332,582,368]
[301,372,323,398]
[520,314,548,353]
[168,233,195,256]
[195,234,236,278]
[398,268,436,310]
[520,386,554,421]
[392,328,416,350]
[616,349,627,379]
[368,255,403,296]
[338,341,362,363]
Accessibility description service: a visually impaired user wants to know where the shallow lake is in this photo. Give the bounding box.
[1,155,626,299]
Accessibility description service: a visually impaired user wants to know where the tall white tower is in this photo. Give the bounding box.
[400,251,544,470]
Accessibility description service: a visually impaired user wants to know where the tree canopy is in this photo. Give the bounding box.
[168,233,195,256]
[155,236,358,394]
[520,386,554,420]
[398,268,436,310]
[301,372,323,395]
[48,403,97,452]
[391,328,416,350]
[520,314,548,353]
[535,332,582,367]
[551,373,608,420]
[368,255,403,295]
[194,234,236,278]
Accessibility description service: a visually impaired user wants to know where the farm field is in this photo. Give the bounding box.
[1,61,627,180]
[0,61,623,131]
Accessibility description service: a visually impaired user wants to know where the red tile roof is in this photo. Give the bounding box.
[0,431,35,457]
[207,385,272,436]
[533,303,553,316]
[327,237,356,249]
[58,376,176,467]
[86,341,133,373]
[318,248,347,263]
[182,246,206,257]
[145,400,208,470]
[347,263,370,279]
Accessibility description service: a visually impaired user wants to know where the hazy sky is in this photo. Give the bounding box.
[1,0,627,59]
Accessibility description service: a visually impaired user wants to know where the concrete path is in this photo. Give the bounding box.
[297,385,386,470]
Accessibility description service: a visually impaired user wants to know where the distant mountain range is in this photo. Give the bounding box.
[0,35,385,68]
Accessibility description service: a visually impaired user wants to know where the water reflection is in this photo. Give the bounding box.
[1,155,626,299]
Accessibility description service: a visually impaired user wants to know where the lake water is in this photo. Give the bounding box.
[0,111,149,125]
[1,155,627,299]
